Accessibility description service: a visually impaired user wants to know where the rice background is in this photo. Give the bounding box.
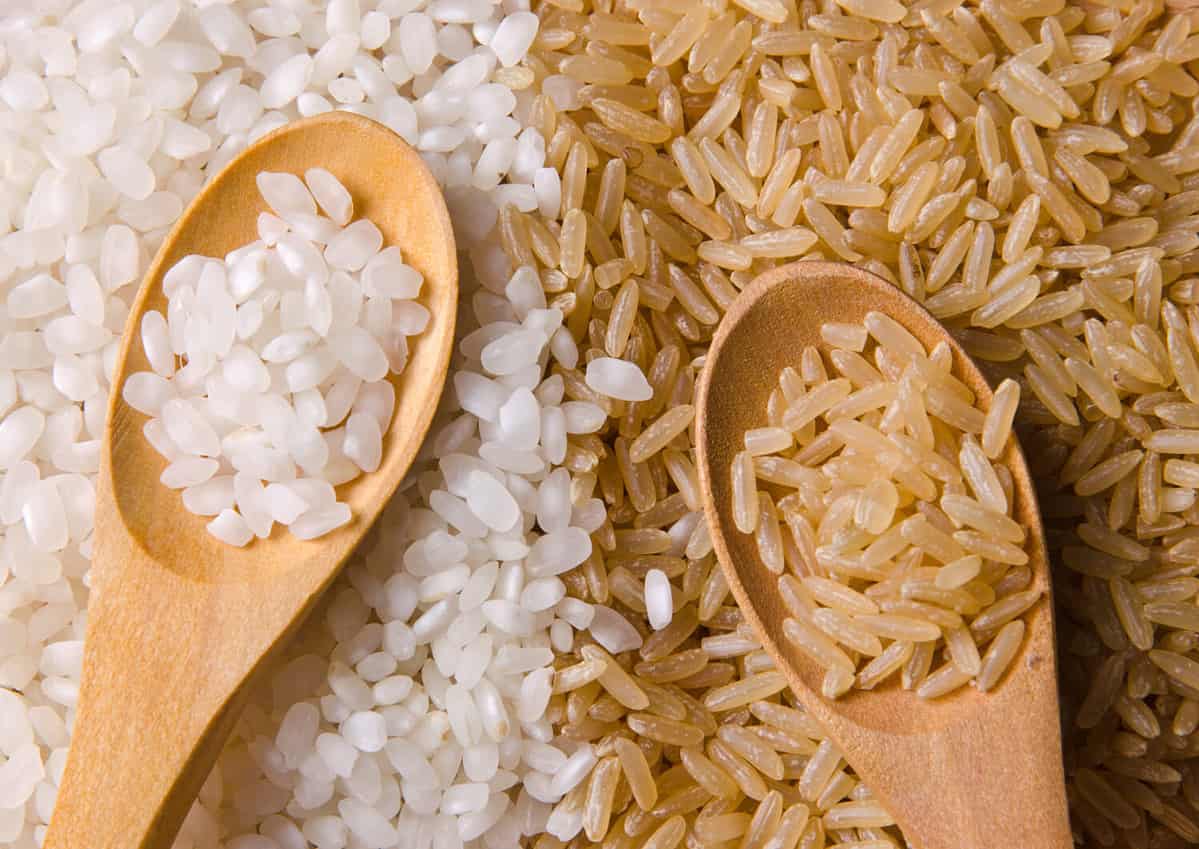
[1,0,1199,848]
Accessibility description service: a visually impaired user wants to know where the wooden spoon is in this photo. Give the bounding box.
[695,262,1070,849]
[44,112,457,849]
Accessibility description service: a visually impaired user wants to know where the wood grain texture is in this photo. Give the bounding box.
[44,112,458,849]
[695,262,1070,849]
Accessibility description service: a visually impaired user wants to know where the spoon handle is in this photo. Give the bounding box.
[823,646,1071,849]
[44,523,287,849]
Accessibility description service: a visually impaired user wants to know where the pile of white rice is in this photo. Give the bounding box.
[124,168,428,546]
[0,0,568,846]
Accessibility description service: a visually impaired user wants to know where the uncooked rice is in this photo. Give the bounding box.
[6,0,1199,847]
[124,169,427,546]
[733,325,1036,700]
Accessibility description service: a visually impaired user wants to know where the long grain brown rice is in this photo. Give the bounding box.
[731,316,1035,698]
[499,0,1199,843]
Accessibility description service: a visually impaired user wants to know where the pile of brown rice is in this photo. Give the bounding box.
[729,314,1034,700]
[507,0,1199,844]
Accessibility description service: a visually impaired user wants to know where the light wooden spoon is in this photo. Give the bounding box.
[695,261,1070,849]
[44,112,457,849]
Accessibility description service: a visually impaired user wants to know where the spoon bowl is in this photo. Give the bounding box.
[46,112,457,849]
[695,261,1070,849]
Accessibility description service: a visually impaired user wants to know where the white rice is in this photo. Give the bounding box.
[0,1,607,847]
[124,169,424,544]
